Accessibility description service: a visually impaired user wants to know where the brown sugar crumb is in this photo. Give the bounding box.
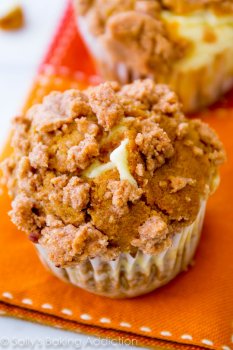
[152,84,181,115]
[39,223,108,266]
[29,143,49,169]
[16,157,39,194]
[72,223,108,261]
[17,157,31,181]
[106,180,143,216]
[168,176,196,193]
[192,120,226,165]
[28,90,90,133]
[48,175,68,204]
[176,122,189,139]
[87,82,124,131]
[67,135,99,171]
[105,11,176,75]
[39,224,78,267]
[63,177,90,211]
[75,117,99,136]
[9,194,39,235]
[120,79,158,107]
[135,120,174,174]
[0,5,24,31]
[135,163,145,177]
[11,115,30,153]
[120,80,181,117]
[51,175,68,188]
[45,214,63,228]
[192,145,204,157]
[132,215,171,254]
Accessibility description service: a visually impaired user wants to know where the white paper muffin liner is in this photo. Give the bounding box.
[77,17,233,112]
[36,200,206,298]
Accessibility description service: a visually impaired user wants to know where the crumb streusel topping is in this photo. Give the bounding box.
[1,80,225,267]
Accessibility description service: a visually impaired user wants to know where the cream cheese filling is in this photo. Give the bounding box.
[83,160,115,178]
[162,10,233,71]
[110,138,137,186]
[83,138,137,186]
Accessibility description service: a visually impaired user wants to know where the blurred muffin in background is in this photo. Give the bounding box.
[74,0,233,112]
[0,1,24,31]
[1,79,226,298]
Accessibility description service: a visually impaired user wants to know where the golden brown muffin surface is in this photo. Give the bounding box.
[1,80,225,267]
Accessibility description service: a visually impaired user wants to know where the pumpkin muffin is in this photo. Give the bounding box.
[1,80,225,297]
[74,0,233,112]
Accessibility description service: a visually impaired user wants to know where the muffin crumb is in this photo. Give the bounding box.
[72,223,108,260]
[29,90,90,133]
[63,177,90,211]
[88,82,124,130]
[9,194,38,234]
[45,214,63,228]
[132,215,170,254]
[135,120,174,174]
[67,136,99,171]
[106,180,143,216]
[168,176,196,193]
[29,143,49,169]
[40,223,108,266]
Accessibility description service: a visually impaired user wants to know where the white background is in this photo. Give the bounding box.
[0,1,145,349]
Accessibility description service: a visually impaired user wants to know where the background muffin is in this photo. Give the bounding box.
[2,80,225,297]
[74,0,233,112]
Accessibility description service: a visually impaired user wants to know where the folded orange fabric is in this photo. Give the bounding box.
[0,3,233,350]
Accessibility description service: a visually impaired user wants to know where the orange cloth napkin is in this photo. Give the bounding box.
[0,3,233,350]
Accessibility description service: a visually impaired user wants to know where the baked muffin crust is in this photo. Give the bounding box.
[2,80,225,267]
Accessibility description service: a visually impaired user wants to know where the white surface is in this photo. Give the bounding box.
[0,1,145,348]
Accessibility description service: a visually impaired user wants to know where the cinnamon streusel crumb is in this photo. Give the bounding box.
[132,214,171,254]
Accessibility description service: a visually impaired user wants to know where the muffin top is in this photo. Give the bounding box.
[2,80,225,267]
